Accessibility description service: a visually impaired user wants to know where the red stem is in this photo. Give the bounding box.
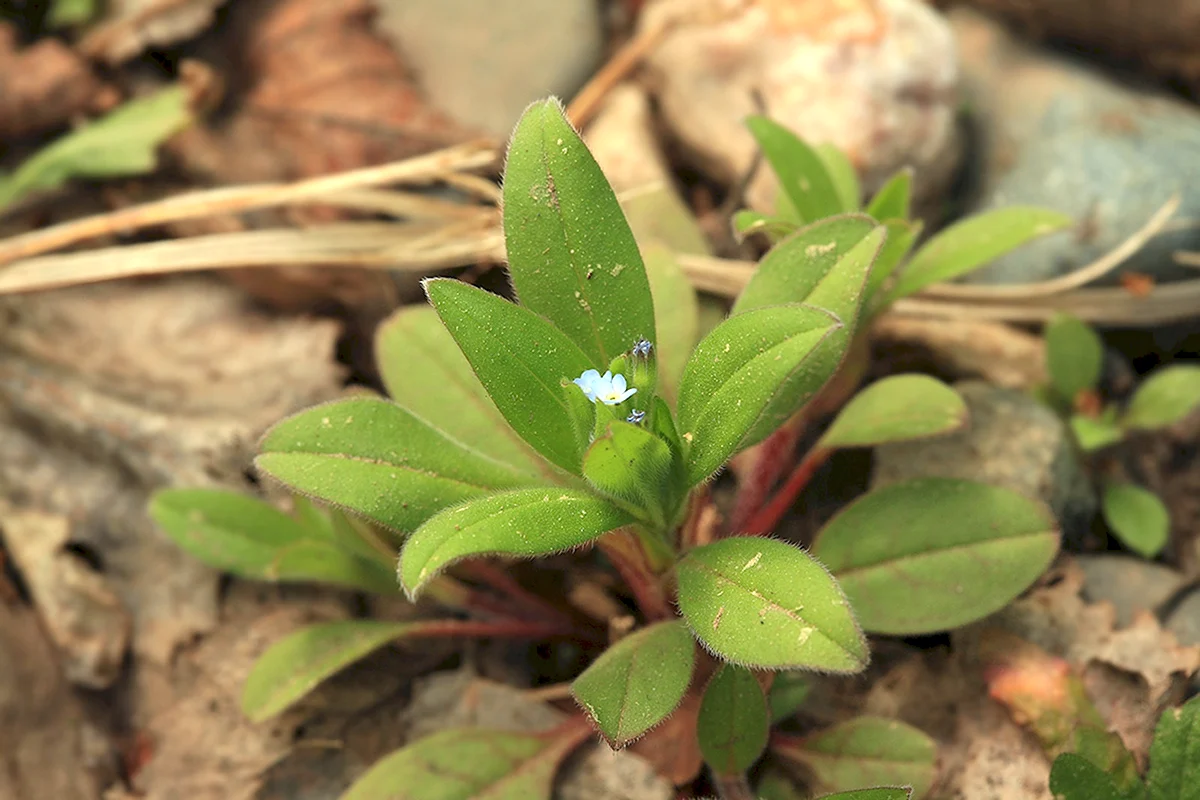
[457,560,576,627]
[407,617,583,641]
[728,422,802,532]
[598,530,673,622]
[742,445,833,535]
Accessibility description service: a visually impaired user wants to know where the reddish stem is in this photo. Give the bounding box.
[457,560,576,627]
[407,617,583,641]
[712,774,755,800]
[598,530,673,622]
[729,422,803,532]
[742,445,833,535]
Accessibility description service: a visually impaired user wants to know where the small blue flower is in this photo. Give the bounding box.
[632,338,653,358]
[573,369,637,405]
[626,409,646,424]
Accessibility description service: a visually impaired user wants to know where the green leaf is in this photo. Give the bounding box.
[865,219,922,305]
[774,716,936,799]
[820,375,966,449]
[815,143,862,213]
[1071,413,1125,451]
[242,620,417,721]
[502,98,654,366]
[257,397,535,534]
[767,672,812,721]
[48,0,95,26]
[643,244,699,404]
[745,115,843,223]
[1103,483,1170,559]
[340,727,576,800]
[1148,696,1200,800]
[0,86,192,211]
[375,306,551,479]
[571,620,695,747]
[1046,314,1105,400]
[1050,753,1125,800]
[675,536,866,671]
[884,206,1073,303]
[398,489,634,597]
[621,182,712,256]
[583,420,676,526]
[697,664,769,775]
[732,210,800,243]
[733,214,879,315]
[149,489,395,592]
[865,169,913,222]
[1123,366,1200,430]
[424,278,596,473]
[817,790,913,800]
[757,769,808,800]
[676,304,842,485]
[812,478,1059,634]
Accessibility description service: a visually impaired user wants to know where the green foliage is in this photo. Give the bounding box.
[697,664,769,775]
[1103,483,1170,558]
[340,727,574,800]
[242,620,417,721]
[1046,313,1105,401]
[502,98,654,366]
[774,716,937,799]
[583,420,678,527]
[745,115,846,223]
[1050,754,1127,800]
[1071,412,1124,452]
[0,86,192,211]
[819,375,966,449]
[1124,366,1200,430]
[398,489,634,598]
[642,244,699,404]
[1148,695,1200,800]
[675,536,867,671]
[813,479,1059,634]
[767,671,812,722]
[570,621,695,747]
[818,791,914,800]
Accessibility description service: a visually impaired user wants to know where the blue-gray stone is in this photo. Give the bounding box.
[951,10,1200,285]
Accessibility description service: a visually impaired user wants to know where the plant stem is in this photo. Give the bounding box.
[729,421,803,532]
[743,445,834,535]
[407,617,582,641]
[598,529,673,622]
[456,560,577,626]
[712,773,755,800]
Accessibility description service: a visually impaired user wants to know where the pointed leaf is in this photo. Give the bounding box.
[676,304,842,485]
[820,375,966,449]
[745,115,843,223]
[268,539,398,594]
[571,620,695,747]
[340,727,578,800]
[865,219,921,304]
[774,716,936,799]
[1123,366,1200,430]
[502,98,654,365]
[643,244,699,404]
[242,620,420,722]
[257,397,535,534]
[698,664,769,775]
[813,478,1059,634]
[425,278,596,473]
[884,206,1073,302]
[675,536,867,671]
[583,420,675,526]
[1148,696,1200,800]
[733,214,879,315]
[815,143,861,213]
[398,489,634,597]
[1046,314,1104,400]
[1103,483,1170,558]
[865,169,913,222]
[1050,753,1125,800]
[375,306,551,478]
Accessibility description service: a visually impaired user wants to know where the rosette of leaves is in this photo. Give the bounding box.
[1041,313,1200,558]
[149,100,1066,800]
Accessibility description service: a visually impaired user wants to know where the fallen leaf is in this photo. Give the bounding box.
[79,0,227,64]
[0,22,115,139]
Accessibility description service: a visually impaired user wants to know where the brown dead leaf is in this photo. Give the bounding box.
[0,601,120,800]
[0,277,343,665]
[630,687,705,785]
[80,0,228,65]
[0,23,116,140]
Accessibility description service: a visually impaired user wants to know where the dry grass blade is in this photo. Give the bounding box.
[0,140,499,266]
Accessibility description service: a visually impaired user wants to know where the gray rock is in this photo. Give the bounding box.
[374,0,604,139]
[1166,590,1200,648]
[642,0,961,213]
[1077,555,1184,629]
[872,381,1096,543]
[951,9,1200,285]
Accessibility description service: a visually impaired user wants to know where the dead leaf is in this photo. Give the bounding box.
[0,503,131,688]
[79,0,227,64]
[0,23,116,139]
[630,687,705,785]
[0,277,344,664]
[0,601,120,799]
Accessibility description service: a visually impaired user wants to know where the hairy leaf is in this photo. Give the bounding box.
[698,664,769,775]
[820,375,966,449]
